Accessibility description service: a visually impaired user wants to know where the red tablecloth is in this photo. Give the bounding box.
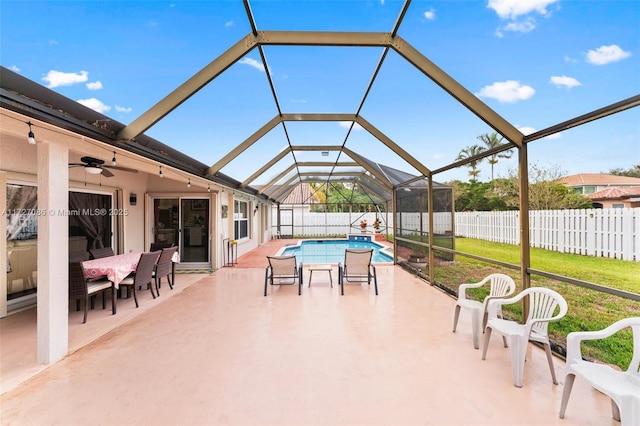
[82,252,142,288]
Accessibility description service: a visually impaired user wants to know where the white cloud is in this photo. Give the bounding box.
[77,98,110,113]
[115,105,132,113]
[42,70,88,88]
[224,20,234,27]
[501,17,536,34]
[339,121,363,131]
[9,65,20,72]
[549,75,581,89]
[519,126,561,139]
[476,80,535,103]
[48,39,59,45]
[585,44,631,65]
[238,57,265,72]
[291,99,307,103]
[488,0,558,20]
[519,126,536,135]
[424,9,436,20]
[564,55,578,64]
[86,81,103,90]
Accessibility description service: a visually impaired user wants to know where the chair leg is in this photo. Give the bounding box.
[558,373,575,419]
[481,327,492,360]
[543,342,558,384]
[509,336,527,388]
[470,309,482,350]
[131,286,139,308]
[149,281,157,299]
[611,399,621,422]
[83,296,88,324]
[452,305,461,333]
[373,272,378,295]
[102,291,106,309]
[167,274,173,289]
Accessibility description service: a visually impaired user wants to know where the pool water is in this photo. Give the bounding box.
[279,240,393,264]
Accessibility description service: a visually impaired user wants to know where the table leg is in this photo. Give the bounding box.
[329,270,333,287]
[308,270,314,287]
[112,283,117,315]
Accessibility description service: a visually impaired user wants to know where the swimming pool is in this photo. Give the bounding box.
[278,239,393,264]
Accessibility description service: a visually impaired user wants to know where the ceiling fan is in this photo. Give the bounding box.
[69,156,138,178]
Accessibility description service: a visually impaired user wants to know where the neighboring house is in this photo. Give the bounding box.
[585,186,640,208]
[558,173,640,208]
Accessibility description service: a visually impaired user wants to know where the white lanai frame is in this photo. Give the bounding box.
[114,0,639,301]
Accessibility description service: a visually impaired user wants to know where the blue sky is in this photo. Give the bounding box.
[2,0,639,185]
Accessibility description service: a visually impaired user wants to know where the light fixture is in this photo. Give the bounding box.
[111,151,117,166]
[85,166,102,175]
[187,178,191,188]
[207,184,211,192]
[159,166,163,178]
[26,121,36,145]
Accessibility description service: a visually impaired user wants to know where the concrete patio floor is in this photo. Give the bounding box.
[0,241,616,425]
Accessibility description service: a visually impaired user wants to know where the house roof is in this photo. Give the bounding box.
[559,173,640,187]
[586,186,640,200]
[280,184,312,205]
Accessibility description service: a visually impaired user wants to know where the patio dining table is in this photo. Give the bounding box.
[81,252,142,288]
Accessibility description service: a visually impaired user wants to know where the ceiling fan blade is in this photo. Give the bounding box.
[104,165,138,173]
[100,168,114,178]
[69,163,85,167]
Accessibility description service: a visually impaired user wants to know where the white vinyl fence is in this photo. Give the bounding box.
[456,208,639,261]
[272,208,639,261]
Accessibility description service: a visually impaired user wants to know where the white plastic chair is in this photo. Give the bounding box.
[559,317,640,425]
[452,273,516,349]
[481,287,568,387]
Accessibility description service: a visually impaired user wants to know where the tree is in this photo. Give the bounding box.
[449,180,510,211]
[477,132,513,180]
[492,163,593,210]
[608,165,640,178]
[456,145,484,181]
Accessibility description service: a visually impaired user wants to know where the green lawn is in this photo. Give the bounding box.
[431,238,640,369]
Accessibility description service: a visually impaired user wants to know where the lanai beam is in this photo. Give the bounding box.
[208,115,282,176]
[118,34,259,141]
[390,35,524,147]
[257,163,296,195]
[240,148,291,188]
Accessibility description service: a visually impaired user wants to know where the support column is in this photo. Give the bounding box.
[0,172,6,317]
[518,144,531,318]
[37,141,69,364]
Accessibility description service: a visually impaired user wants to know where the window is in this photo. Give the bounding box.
[612,203,625,209]
[234,200,249,239]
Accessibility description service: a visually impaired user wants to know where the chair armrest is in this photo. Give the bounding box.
[486,290,528,319]
[566,318,640,364]
[458,282,485,301]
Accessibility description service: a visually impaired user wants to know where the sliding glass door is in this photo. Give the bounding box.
[151,197,210,266]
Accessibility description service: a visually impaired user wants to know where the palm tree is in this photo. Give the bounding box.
[456,145,484,181]
[477,132,513,181]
